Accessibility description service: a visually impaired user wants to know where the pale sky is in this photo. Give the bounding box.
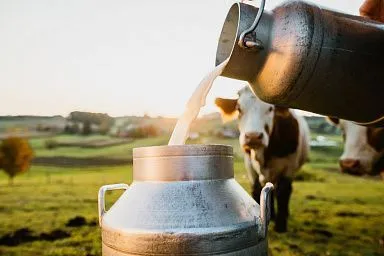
[0,0,363,117]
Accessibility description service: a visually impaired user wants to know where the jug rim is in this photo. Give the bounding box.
[133,144,233,158]
[133,144,234,181]
[215,2,271,82]
[216,2,240,67]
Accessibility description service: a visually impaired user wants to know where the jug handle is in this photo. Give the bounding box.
[238,0,266,50]
[260,182,274,239]
[98,183,130,227]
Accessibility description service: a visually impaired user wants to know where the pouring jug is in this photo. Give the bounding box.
[216,1,384,126]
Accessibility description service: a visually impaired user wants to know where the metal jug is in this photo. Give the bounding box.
[216,1,384,126]
[98,145,273,255]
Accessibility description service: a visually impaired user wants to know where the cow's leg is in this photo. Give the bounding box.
[244,155,261,202]
[252,181,262,204]
[270,190,275,220]
[275,175,292,233]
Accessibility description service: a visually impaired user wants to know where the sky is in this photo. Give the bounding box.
[0,0,364,117]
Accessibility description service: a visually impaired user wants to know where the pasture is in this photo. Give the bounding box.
[0,135,383,256]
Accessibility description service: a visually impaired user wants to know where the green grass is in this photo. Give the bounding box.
[0,136,383,256]
[0,165,131,256]
[30,135,169,159]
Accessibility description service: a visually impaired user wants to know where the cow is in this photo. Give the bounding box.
[327,118,384,178]
[215,86,310,232]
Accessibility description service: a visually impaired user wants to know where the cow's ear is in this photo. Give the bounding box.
[367,127,384,152]
[215,98,238,122]
[327,116,340,126]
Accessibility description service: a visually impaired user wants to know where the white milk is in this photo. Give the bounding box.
[168,58,229,145]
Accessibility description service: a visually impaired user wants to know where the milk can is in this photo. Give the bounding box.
[216,1,384,126]
[98,145,273,255]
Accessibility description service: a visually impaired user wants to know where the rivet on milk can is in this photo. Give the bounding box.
[98,145,274,255]
[216,0,384,126]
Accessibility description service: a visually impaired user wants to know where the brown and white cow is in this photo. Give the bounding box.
[215,87,310,232]
[328,118,384,178]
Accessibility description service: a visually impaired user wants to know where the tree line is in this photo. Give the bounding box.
[64,111,115,135]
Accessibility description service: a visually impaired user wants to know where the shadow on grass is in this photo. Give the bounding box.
[0,228,70,246]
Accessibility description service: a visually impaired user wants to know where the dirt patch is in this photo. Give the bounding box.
[88,219,97,227]
[302,220,328,230]
[288,243,300,250]
[33,156,132,167]
[348,235,360,240]
[0,228,70,246]
[287,243,305,254]
[305,195,317,200]
[66,216,87,227]
[0,228,35,246]
[303,208,320,215]
[65,216,97,227]
[39,229,70,241]
[305,195,341,203]
[311,228,333,238]
[295,171,325,182]
[336,211,364,217]
[335,211,381,218]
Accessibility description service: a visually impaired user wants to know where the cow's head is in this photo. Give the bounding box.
[328,118,384,176]
[215,87,299,166]
[215,87,274,152]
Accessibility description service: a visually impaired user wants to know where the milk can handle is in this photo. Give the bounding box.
[260,182,274,238]
[238,0,266,50]
[98,183,130,227]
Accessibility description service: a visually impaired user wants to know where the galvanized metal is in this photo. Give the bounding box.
[98,183,129,227]
[133,145,233,181]
[238,0,266,50]
[98,145,273,255]
[260,183,273,239]
[216,1,384,125]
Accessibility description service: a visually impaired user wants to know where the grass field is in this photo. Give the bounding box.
[30,135,170,159]
[0,136,383,256]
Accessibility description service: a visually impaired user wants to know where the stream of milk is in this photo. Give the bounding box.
[168,58,229,145]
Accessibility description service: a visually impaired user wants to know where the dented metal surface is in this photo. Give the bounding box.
[216,1,384,125]
[98,145,273,255]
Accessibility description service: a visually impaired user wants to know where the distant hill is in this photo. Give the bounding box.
[112,113,237,136]
[113,115,177,134]
[0,115,64,120]
[0,113,339,136]
[0,115,67,132]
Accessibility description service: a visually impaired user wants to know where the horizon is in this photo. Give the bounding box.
[0,109,322,119]
[0,0,363,118]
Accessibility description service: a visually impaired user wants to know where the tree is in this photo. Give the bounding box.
[0,137,34,185]
[64,123,80,134]
[82,121,91,135]
[99,120,111,135]
[67,111,114,135]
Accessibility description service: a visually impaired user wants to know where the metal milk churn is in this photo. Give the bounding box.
[216,1,384,126]
[98,145,273,255]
